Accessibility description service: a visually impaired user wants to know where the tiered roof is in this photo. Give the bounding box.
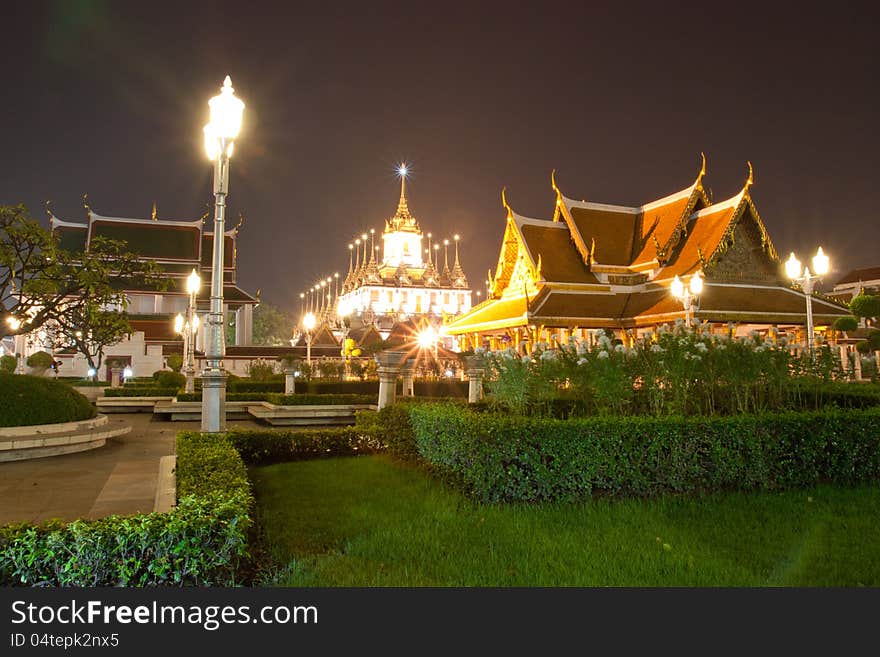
[48,202,256,306]
[447,158,848,334]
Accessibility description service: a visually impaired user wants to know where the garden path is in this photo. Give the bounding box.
[0,414,265,524]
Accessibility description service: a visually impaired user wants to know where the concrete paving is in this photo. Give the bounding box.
[0,414,268,525]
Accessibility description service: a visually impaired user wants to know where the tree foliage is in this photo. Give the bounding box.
[251,302,293,345]
[1,204,166,342]
[850,294,880,323]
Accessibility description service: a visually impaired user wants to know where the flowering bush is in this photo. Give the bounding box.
[486,322,846,417]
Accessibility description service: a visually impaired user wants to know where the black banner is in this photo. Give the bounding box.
[0,588,874,652]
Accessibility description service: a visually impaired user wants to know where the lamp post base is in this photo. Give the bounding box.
[201,369,227,432]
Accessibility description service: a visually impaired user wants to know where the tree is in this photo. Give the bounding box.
[251,302,293,345]
[850,294,880,325]
[45,305,133,372]
[1,204,164,340]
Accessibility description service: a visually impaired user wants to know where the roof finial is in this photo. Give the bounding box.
[234,211,244,233]
[745,161,754,191]
[82,193,91,214]
[698,152,707,182]
[151,201,158,221]
[501,187,513,219]
[45,199,54,219]
[551,169,560,195]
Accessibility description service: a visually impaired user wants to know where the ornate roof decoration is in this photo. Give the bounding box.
[385,173,420,234]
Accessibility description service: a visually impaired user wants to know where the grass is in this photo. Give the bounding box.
[250,455,880,587]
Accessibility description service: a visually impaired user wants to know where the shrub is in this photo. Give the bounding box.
[0,432,252,586]
[26,350,54,371]
[152,370,185,389]
[355,402,419,457]
[0,354,16,373]
[246,359,276,381]
[833,316,859,332]
[485,325,853,418]
[266,393,376,406]
[166,354,183,372]
[0,373,95,427]
[226,426,385,465]
[407,404,880,503]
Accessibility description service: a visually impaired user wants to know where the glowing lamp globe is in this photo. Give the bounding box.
[812,247,829,276]
[192,314,200,333]
[670,275,685,300]
[303,312,316,331]
[6,316,20,331]
[208,76,245,140]
[186,269,201,295]
[689,271,704,296]
[174,313,185,334]
[785,253,802,280]
[418,327,436,348]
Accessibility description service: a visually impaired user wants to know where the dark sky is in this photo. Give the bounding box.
[2,1,878,312]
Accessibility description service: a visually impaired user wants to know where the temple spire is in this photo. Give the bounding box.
[386,163,420,233]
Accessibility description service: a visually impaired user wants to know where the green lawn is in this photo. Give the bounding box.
[250,455,880,586]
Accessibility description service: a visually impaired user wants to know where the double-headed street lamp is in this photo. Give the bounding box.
[302,312,316,366]
[670,271,704,327]
[201,75,245,433]
[174,269,201,393]
[786,246,830,360]
[5,316,25,374]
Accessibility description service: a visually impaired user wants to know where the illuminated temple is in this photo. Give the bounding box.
[329,169,472,334]
[446,157,849,350]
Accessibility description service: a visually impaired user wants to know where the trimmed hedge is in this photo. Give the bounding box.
[226,426,385,465]
[102,387,178,397]
[173,392,376,404]
[408,404,880,503]
[0,433,252,586]
[228,381,284,393]
[0,373,95,427]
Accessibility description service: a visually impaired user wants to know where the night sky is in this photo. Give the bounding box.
[2,1,878,313]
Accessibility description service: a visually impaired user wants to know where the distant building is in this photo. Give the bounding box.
[332,171,472,336]
[446,158,849,350]
[46,201,258,378]
[831,266,880,305]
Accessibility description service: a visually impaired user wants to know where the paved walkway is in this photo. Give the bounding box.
[0,414,266,525]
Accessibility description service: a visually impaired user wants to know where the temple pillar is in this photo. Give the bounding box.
[839,345,849,373]
[464,353,486,404]
[854,350,863,380]
[375,350,408,409]
[284,367,297,394]
[235,304,253,346]
[400,361,415,397]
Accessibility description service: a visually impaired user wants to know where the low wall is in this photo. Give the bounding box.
[0,414,131,462]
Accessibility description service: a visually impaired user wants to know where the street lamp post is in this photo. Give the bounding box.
[302,312,316,366]
[786,247,830,361]
[336,299,352,378]
[670,271,704,327]
[201,75,245,433]
[184,269,201,393]
[5,316,24,374]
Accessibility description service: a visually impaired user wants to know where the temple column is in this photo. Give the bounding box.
[234,303,253,346]
[400,361,415,397]
[839,345,849,374]
[464,353,486,404]
[375,350,408,409]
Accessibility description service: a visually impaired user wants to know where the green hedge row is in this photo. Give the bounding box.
[173,392,376,404]
[226,426,385,465]
[408,404,880,503]
[0,373,96,427]
[102,387,178,397]
[0,433,252,586]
